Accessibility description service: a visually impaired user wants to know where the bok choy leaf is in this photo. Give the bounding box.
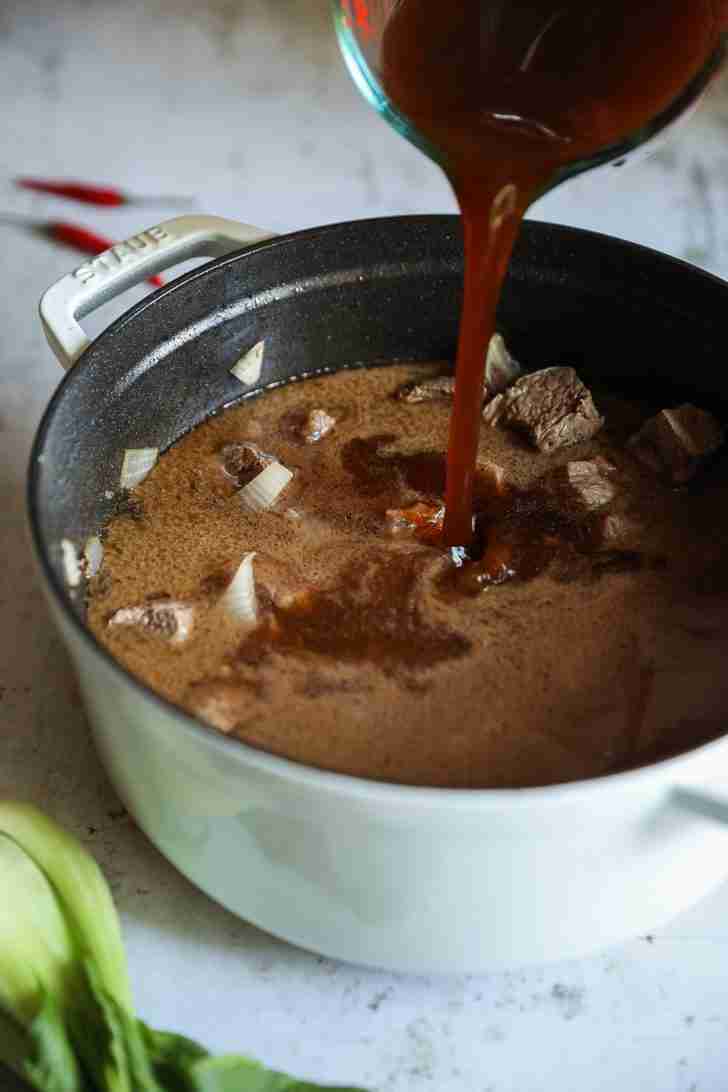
[0,802,366,1092]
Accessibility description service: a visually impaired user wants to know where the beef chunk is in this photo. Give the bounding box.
[483,367,604,452]
[398,335,521,405]
[548,457,618,510]
[108,599,194,644]
[397,374,456,404]
[219,441,274,486]
[628,404,724,483]
[301,408,336,443]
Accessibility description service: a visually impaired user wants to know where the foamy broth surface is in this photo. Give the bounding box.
[87,364,728,787]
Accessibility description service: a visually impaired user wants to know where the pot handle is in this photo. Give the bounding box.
[39,214,275,370]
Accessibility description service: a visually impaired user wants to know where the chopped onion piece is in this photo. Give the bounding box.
[120,447,158,489]
[83,535,104,577]
[237,462,293,512]
[485,333,521,396]
[222,551,258,624]
[60,539,81,588]
[230,340,264,385]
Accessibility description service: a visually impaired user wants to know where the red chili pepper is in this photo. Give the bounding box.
[18,178,127,206]
[0,213,163,287]
[46,221,164,286]
[16,177,194,208]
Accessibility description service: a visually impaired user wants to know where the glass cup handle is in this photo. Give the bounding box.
[39,215,275,371]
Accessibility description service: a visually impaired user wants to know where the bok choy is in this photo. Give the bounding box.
[0,801,366,1092]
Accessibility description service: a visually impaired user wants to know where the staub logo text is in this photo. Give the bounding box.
[73,225,171,284]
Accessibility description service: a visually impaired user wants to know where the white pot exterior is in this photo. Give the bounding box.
[46,588,728,973]
[31,213,728,971]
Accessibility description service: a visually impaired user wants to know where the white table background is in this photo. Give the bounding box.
[3,2,728,1088]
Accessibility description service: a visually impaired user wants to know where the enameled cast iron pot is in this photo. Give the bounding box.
[31,214,728,973]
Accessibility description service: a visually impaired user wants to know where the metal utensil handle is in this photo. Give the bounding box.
[39,215,275,370]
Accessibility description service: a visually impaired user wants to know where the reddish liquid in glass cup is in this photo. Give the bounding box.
[380,0,722,545]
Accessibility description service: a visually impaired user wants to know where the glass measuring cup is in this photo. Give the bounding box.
[335,1,727,547]
[333,0,726,194]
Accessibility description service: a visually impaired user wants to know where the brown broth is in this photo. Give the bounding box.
[88,367,728,787]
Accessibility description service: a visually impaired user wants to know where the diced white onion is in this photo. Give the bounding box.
[60,539,81,588]
[230,340,264,386]
[237,462,293,513]
[120,447,158,489]
[83,535,104,577]
[485,333,521,396]
[222,551,258,623]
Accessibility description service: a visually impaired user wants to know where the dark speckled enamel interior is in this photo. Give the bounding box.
[29,215,728,624]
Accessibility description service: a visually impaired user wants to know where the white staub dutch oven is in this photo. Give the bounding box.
[30,213,728,973]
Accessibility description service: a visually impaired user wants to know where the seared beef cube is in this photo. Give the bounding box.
[397,375,456,403]
[483,367,603,452]
[302,408,336,443]
[548,458,617,510]
[108,599,194,644]
[628,404,724,483]
[398,335,520,405]
[219,442,275,486]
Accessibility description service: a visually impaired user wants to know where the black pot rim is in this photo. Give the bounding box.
[27,214,728,805]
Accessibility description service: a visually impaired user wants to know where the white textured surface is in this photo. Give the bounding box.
[3,2,728,1088]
